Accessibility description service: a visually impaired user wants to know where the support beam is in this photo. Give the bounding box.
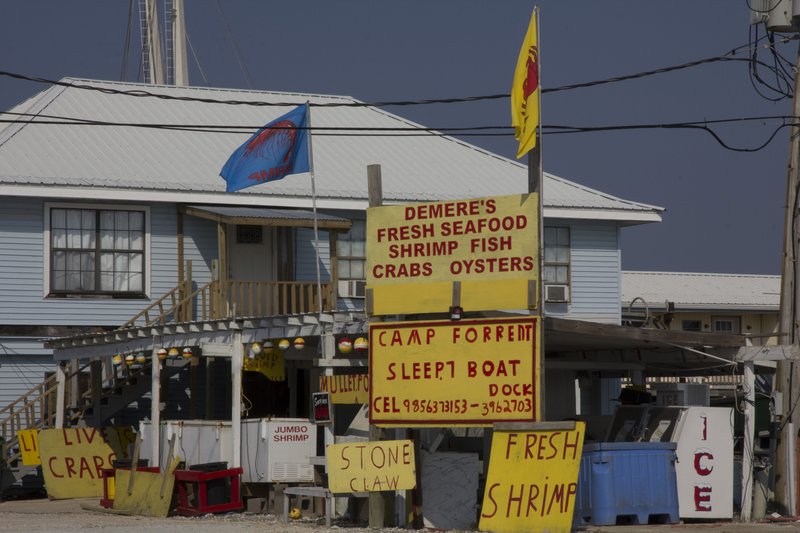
[55,363,66,429]
[741,361,755,522]
[151,348,162,468]
[231,331,242,469]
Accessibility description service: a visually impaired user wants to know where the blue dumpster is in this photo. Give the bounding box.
[573,442,679,526]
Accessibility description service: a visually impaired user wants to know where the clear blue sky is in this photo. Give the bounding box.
[1,1,791,275]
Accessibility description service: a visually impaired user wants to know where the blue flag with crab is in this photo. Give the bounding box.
[220,104,310,192]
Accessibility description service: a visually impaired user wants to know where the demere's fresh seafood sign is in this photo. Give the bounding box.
[366,193,538,315]
[369,317,539,425]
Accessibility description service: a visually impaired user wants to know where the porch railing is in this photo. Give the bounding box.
[122,279,334,329]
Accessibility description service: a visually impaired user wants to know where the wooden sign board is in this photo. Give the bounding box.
[319,374,369,404]
[479,423,585,533]
[366,193,538,315]
[326,440,416,494]
[17,429,40,466]
[38,427,135,499]
[369,317,539,426]
[243,345,285,381]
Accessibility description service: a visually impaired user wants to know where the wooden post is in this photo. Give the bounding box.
[177,206,185,319]
[367,164,388,528]
[231,331,243,469]
[151,348,161,468]
[55,362,66,429]
[741,361,755,521]
[90,360,102,428]
[776,40,800,512]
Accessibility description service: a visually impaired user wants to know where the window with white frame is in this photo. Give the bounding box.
[543,226,570,286]
[712,316,740,334]
[48,207,147,297]
[337,220,365,280]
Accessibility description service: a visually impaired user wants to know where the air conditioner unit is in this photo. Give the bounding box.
[544,284,569,303]
[338,280,366,299]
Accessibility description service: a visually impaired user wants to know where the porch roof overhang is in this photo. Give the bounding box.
[47,312,778,377]
[544,316,776,376]
[183,205,352,231]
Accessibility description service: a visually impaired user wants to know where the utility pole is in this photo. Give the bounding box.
[775,37,800,515]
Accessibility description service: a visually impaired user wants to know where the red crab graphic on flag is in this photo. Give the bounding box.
[243,119,298,163]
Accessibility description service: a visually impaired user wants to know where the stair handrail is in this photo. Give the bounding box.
[121,280,217,329]
[1,361,91,465]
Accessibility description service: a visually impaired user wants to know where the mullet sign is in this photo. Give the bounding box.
[370,317,539,426]
[366,193,538,315]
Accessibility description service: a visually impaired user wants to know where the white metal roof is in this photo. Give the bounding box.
[621,271,781,312]
[0,78,662,224]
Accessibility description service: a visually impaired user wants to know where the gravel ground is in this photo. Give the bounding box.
[4,497,800,533]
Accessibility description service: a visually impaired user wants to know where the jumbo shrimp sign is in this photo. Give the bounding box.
[366,193,538,315]
[369,317,539,426]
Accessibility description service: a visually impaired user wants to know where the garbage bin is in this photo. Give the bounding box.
[573,442,679,526]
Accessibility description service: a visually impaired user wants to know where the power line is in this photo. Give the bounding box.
[1,110,796,152]
[0,39,794,109]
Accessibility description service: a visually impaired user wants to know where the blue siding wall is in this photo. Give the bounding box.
[0,197,216,327]
[0,338,52,409]
[294,228,331,282]
[545,220,621,324]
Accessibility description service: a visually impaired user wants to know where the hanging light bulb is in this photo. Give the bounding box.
[354,337,369,353]
[157,348,168,361]
[338,337,353,354]
[278,339,291,351]
[182,347,193,358]
[293,337,305,350]
[124,354,135,366]
[112,354,123,366]
[168,347,180,358]
[251,341,263,355]
[135,352,147,364]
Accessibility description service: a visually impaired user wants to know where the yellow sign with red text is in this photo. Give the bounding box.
[38,427,135,499]
[319,374,369,404]
[366,194,538,315]
[326,440,416,494]
[243,345,285,381]
[369,317,538,426]
[17,429,41,466]
[479,424,585,533]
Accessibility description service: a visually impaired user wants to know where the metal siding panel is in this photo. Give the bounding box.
[294,228,331,282]
[0,199,187,326]
[0,337,52,412]
[564,222,620,323]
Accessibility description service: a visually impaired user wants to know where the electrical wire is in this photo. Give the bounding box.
[2,110,798,152]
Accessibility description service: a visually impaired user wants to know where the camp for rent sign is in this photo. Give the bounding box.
[38,427,135,499]
[366,193,538,315]
[480,423,585,533]
[369,317,538,426]
[326,440,416,494]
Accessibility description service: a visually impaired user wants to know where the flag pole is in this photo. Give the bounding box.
[305,102,324,322]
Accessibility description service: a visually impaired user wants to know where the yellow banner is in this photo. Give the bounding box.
[17,429,40,466]
[480,424,585,533]
[326,440,416,494]
[369,317,539,426]
[366,194,538,315]
[319,374,369,404]
[38,427,135,499]
[243,345,285,381]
